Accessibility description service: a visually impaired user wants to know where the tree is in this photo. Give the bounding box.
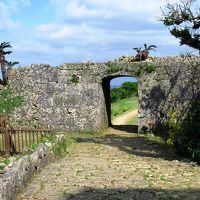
[0,87,23,114]
[0,42,12,85]
[160,0,200,53]
[6,61,19,79]
[133,44,157,61]
[110,82,138,102]
[121,82,138,96]
[0,42,19,85]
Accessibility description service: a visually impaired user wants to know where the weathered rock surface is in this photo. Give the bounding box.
[9,56,200,134]
[0,144,54,200]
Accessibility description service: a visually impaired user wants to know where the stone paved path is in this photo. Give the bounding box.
[17,127,200,200]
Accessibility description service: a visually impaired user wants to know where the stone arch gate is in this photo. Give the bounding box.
[9,57,200,134]
[101,74,138,127]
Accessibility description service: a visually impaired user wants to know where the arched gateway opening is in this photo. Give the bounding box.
[102,76,138,132]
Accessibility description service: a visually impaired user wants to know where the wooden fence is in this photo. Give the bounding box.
[0,114,53,155]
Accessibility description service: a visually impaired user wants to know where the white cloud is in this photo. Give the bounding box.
[0,1,19,30]
[65,1,113,19]
[0,0,32,30]
[36,23,99,45]
[50,0,167,22]
[3,0,186,66]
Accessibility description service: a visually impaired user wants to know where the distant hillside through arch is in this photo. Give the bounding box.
[110,77,138,88]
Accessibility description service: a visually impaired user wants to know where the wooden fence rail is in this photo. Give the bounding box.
[0,115,53,155]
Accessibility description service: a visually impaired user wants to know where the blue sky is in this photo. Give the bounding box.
[111,77,137,86]
[0,0,197,85]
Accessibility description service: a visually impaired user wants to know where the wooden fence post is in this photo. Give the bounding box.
[4,128,11,155]
[3,115,11,155]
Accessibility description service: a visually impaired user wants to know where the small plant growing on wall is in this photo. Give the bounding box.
[106,62,122,74]
[0,42,19,85]
[70,74,79,83]
[133,44,157,61]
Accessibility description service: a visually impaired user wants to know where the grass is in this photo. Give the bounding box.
[111,96,138,125]
[127,117,138,125]
[143,133,165,144]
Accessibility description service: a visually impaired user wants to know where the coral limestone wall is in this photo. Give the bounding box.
[9,56,200,134]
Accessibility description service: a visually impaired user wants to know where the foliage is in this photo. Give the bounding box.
[41,134,74,158]
[0,41,19,85]
[166,100,200,163]
[134,64,156,76]
[2,158,10,165]
[111,96,138,118]
[134,44,157,61]
[133,47,142,53]
[174,100,200,163]
[27,143,38,152]
[0,158,10,171]
[160,0,200,52]
[106,62,122,74]
[0,87,24,114]
[70,74,79,83]
[133,44,157,53]
[166,111,181,145]
[106,61,156,77]
[110,81,138,103]
[143,44,157,51]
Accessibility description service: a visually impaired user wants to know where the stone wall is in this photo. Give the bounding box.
[0,144,54,200]
[8,56,200,134]
[139,57,200,134]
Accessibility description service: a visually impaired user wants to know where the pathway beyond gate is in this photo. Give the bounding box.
[17,127,200,200]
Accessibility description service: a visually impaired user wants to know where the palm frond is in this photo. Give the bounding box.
[133,47,141,53]
[147,45,157,50]
[5,61,19,66]
[0,42,12,49]
[4,51,12,55]
[11,61,19,66]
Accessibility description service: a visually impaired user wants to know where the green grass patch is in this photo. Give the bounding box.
[127,116,138,125]
[143,133,165,144]
[111,96,138,119]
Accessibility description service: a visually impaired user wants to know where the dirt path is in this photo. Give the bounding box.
[17,128,200,200]
[112,110,138,125]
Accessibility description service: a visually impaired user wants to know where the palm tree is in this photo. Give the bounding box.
[5,61,19,81]
[141,44,157,60]
[0,42,12,85]
[133,47,142,53]
[134,44,157,61]
[133,47,142,61]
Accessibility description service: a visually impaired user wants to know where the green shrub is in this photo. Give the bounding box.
[70,75,79,83]
[0,86,24,114]
[174,100,200,163]
[106,62,122,74]
[167,100,200,163]
[41,134,74,158]
[166,111,180,145]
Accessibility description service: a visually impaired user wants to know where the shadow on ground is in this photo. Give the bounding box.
[74,126,182,161]
[61,187,200,200]
[111,125,138,133]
